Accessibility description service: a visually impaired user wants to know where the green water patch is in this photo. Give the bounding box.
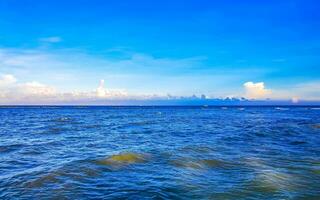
[311,169,320,175]
[24,173,61,188]
[96,152,149,169]
[202,159,229,168]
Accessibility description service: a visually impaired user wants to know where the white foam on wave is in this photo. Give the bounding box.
[275,107,289,111]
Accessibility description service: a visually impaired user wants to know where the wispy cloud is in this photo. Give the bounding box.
[1,47,320,104]
[39,36,62,43]
[0,47,217,93]
[0,74,16,87]
[270,81,320,101]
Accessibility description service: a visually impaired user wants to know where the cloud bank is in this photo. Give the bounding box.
[0,73,318,105]
[0,74,129,104]
[0,47,319,104]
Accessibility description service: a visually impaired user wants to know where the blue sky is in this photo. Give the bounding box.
[0,0,319,103]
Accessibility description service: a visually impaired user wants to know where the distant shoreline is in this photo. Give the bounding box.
[0,105,319,108]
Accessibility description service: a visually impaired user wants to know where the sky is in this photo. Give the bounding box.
[0,0,319,104]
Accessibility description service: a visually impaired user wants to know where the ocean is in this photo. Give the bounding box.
[0,106,320,199]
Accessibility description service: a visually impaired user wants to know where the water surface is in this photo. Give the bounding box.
[0,106,320,199]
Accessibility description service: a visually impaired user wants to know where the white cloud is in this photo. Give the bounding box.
[96,79,107,98]
[39,37,62,43]
[0,74,17,87]
[0,75,58,102]
[0,73,319,104]
[95,79,127,98]
[17,81,57,97]
[242,81,320,101]
[243,81,272,99]
[0,74,129,104]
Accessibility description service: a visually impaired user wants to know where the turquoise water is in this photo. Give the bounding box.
[0,106,320,199]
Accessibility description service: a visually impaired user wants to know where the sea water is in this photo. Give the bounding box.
[0,106,319,199]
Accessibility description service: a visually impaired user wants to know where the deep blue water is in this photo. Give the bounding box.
[0,106,320,199]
